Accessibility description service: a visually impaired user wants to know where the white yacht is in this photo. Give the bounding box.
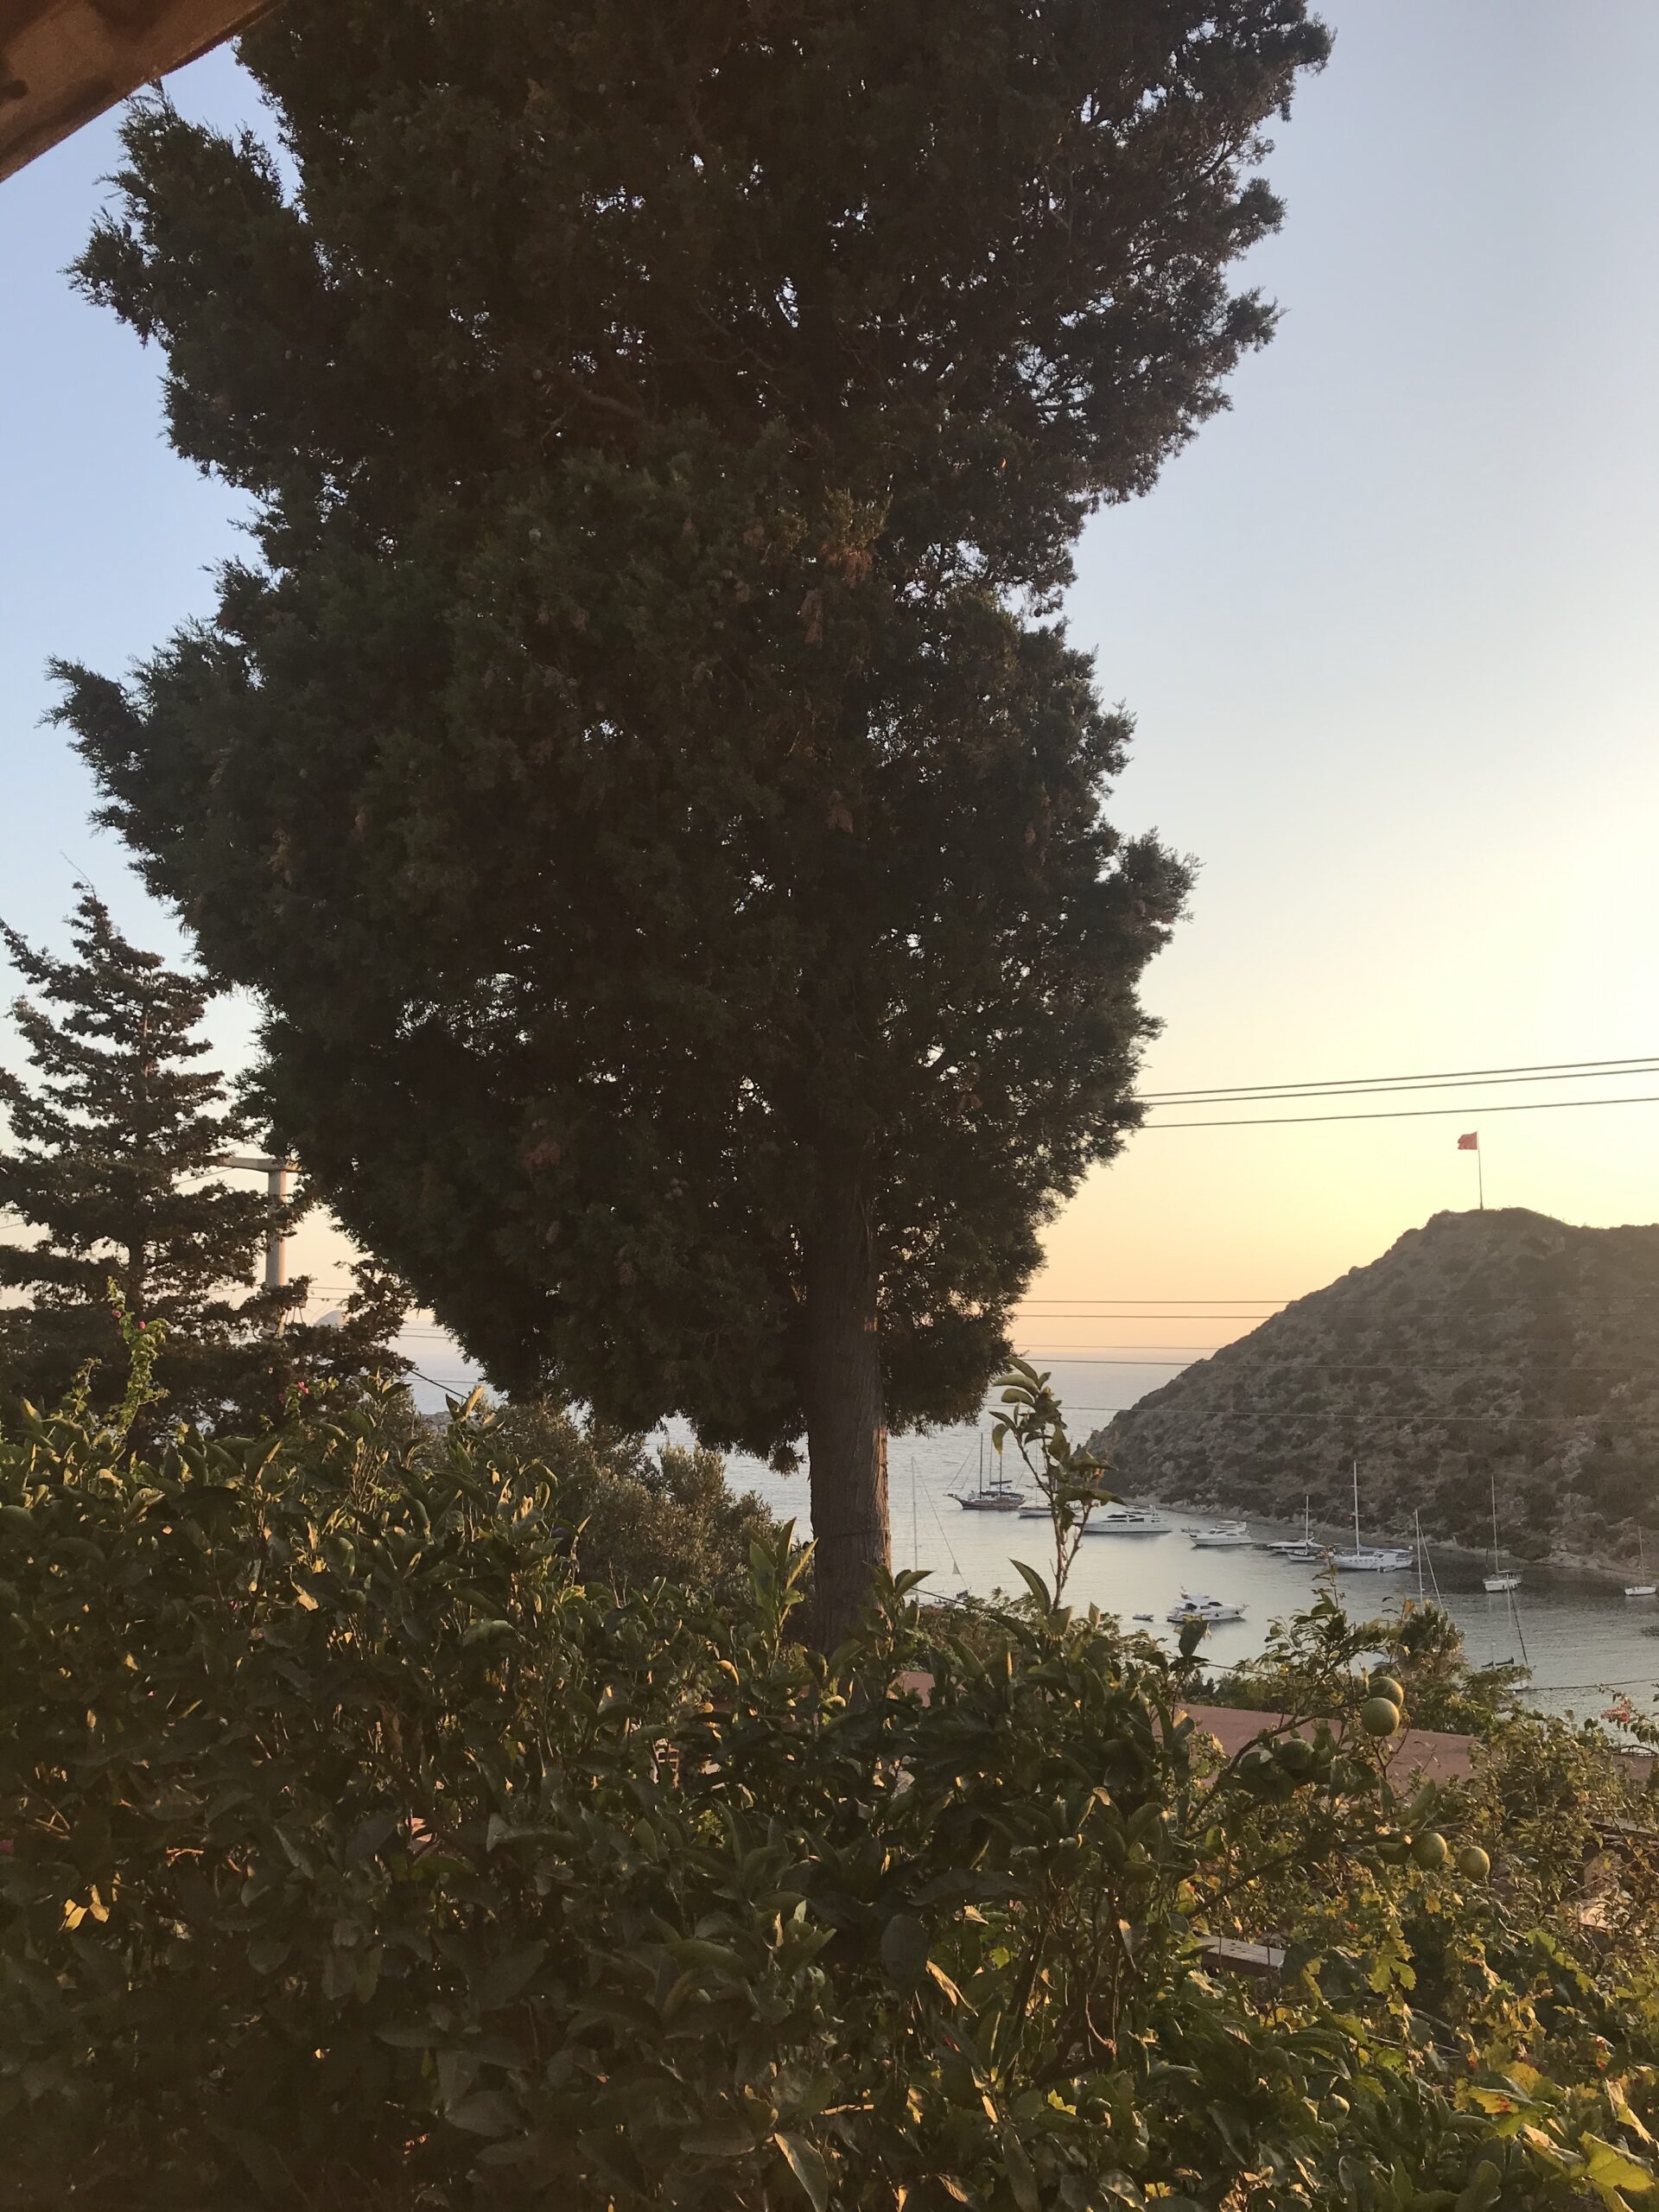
[1185,1519,1253,1549]
[1084,1505,1170,1537]
[1166,1591,1247,1626]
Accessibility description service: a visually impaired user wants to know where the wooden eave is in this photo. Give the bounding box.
[0,0,276,182]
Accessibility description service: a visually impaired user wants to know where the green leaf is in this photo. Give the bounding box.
[880,1912,930,1989]
[1009,1559,1053,1611]
[774,2132,830,2212]
[446,2089,519,2139]
[1002,2130,1040,2212]
[474,1941,547,2012]
[1582,2136,1655,2196]
[681,2115,760,2158]
[1454,2160,1503,2212]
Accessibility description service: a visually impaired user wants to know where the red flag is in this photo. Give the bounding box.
[1457,1132,1478,1151]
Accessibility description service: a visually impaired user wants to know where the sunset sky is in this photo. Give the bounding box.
[3,0,1656,1395]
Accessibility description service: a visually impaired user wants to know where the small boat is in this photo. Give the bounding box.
[1166,1591,1246,1626]
[951,1435,1026,1513]
[1262,1497,1326,1561]
[1482,1471,1522,1594]
[1133,1611,1154,1622]
[1332,1460,1413,1573]
[1626,1527,1656,1600]
[1084,1505,1170,1537]
[1185,1520,1252,1549]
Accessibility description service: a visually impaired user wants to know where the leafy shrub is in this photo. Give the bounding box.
[4,1395,1659,2208]
[489,1396,780,1606]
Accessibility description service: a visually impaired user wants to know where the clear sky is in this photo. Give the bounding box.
[3,0,1657,1389]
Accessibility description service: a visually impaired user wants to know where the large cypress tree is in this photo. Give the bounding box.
[0,893,404,1427]
[53,0,1328,1637]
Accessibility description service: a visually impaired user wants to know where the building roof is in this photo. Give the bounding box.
[1,0,274,182]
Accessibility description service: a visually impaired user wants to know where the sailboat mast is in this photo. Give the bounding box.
[1490,1469,1500,1574]
[1352,1459,1361,1553]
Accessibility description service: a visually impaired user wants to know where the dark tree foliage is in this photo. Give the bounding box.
[54,0,1329,1636]
[0,893,405,1427]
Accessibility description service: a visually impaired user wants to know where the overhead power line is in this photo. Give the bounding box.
[1142,1093,1659,1132]
[1140,1054,1659,1103]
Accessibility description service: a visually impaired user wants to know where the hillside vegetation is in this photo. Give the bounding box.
[1090,1209,1659,1572]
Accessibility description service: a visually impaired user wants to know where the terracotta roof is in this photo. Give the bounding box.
[1181,1702,1477,1783]
[0,0,275,181]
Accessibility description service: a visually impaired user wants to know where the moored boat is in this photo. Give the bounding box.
[1084,1504,1170,1537]
[1332,1461,1411,1573]
[1625,1527,1656,1599]
[1482,1471,1522,1594]
[1185,1519,1252,1549]
[951,1435,1026,1513]
[1166,1590,1246,1626]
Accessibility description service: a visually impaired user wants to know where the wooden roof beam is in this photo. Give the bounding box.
[0,0,275,182]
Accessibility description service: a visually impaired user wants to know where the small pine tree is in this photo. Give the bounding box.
[0,892,404,1425]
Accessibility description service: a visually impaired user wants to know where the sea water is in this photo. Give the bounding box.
[706,1358,1659,1730]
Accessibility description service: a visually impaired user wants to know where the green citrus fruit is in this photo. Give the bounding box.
[1412,1830,1450,1870]
[1457,1844,1491,1881]
[1376,1835,1410,1866]
[1369,1673,1405,1707]
[1274,1736,1316,1777]
[1361,1695,1404,1737]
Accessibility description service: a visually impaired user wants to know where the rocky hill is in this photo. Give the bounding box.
[1087,1209,1659,1575]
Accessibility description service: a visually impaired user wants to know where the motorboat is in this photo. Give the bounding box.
[1185,1520,1252,1549]
[1084,1505,1170,1537]
[1166,1591,1246,1626]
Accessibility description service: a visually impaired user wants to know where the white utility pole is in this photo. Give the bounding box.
[218,1154,296,1290]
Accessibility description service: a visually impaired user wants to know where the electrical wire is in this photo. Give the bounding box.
[1143,1092,1659,1131]
[1139,1054,1659,1102]
[1152,1065,1659,1106]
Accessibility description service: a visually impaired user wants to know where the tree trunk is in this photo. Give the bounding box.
[802,1166,889,1650]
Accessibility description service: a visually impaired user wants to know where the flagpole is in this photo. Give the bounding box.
[1478,1143,1484,1211]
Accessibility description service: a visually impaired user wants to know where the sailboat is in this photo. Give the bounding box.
[1482,1471,1521,1594]
[1625,1527,1656,1600]
[950,1433,1026,1513]
[1262,1496,1326,1563]
[1330,1462,1413,1573]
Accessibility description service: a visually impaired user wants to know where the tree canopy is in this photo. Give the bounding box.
[54,0,1329,1632]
